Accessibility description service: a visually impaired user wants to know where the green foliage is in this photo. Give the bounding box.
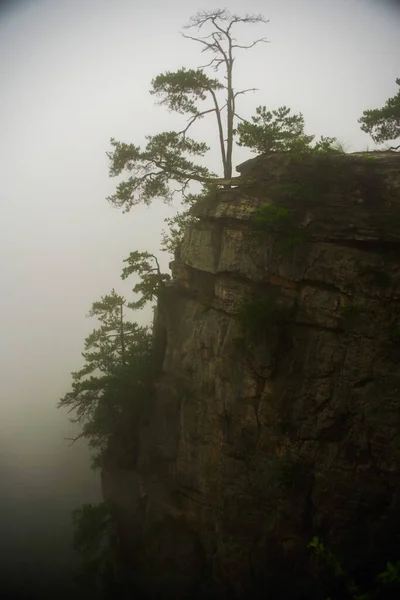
[251,204,305,252]
[314,136,341,153]
[358,78,400,146]
[121,250,170,309]
[161,207,198,254]
[150,67,223,115]
[237,296,291,338]
[58,290,153,467]
[237,105,312,153]
[376,561,400,586]
[236,105,337,154]
[160,182,217,254]
[105,9,345,262]
[253,204,292,229]
[106,133,213,212]
[308,536,400,600]
[308,537,347,580]
[106,9,269,214]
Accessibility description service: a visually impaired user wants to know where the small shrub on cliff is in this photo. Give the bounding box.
[251,204,306,251]
[253,205,292,229]
[308,536,400,600]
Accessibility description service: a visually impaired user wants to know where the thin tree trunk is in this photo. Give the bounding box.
[225,39,234,180]
[209,88,227,177]
[119,303,126,365]
[226,63,233,180]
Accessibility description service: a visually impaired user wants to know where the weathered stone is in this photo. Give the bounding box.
[102,152,400,599]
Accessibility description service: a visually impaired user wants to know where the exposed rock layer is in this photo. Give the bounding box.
[102,152,400,599]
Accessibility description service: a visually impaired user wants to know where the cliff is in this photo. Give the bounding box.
[102,151,400,599]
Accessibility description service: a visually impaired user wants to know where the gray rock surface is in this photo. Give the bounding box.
[102,152,400,599]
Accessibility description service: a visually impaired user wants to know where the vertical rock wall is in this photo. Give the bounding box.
[102,152,400,599]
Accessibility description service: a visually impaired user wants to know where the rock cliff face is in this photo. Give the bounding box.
[102,152,400,599]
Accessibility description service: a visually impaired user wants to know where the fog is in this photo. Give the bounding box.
[0,0,399,595]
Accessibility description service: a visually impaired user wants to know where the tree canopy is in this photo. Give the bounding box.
[236,105,337,154]
[58,289,153,467]
[121,250,170,309]
[106,9,269,215]
[358,77,400,149]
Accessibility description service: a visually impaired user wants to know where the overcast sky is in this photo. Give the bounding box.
[0,0,399,591]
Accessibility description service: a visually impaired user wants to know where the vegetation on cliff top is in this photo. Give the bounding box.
[62,5,340,471]
[358,77,400,150]
[106,8,340,253]
[106,9,268,212]
[60,7,399,597]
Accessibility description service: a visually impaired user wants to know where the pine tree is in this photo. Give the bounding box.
[358,78,400,149]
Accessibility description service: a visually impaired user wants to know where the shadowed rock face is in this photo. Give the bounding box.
[102,152,400,599]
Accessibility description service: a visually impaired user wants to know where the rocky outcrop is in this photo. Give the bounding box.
[102,152,400,599]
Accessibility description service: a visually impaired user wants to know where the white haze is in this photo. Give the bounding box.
[0,0,399,593]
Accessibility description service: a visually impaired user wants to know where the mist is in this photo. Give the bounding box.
[0,0,399,596]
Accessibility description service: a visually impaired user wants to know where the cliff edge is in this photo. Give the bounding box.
[102,152,400,599]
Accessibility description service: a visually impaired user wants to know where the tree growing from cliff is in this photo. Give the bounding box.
[106,8,269,216]
[106,9,340,255]
[308,536,400,600]
[358,78,400,150]
[58,289,153,464]
[121,250,170,309]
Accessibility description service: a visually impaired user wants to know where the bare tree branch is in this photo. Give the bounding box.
[211,16,230,37]
[233,88,258,99]
[227,15,269,33]
[198,56,225,71]
[172,179,192,197]
[234,112,250,123]
[181,32,215,51]
[232,38,269,49]
[64,433,86,446]
[180,10,269,179]
[179,107,216,136]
